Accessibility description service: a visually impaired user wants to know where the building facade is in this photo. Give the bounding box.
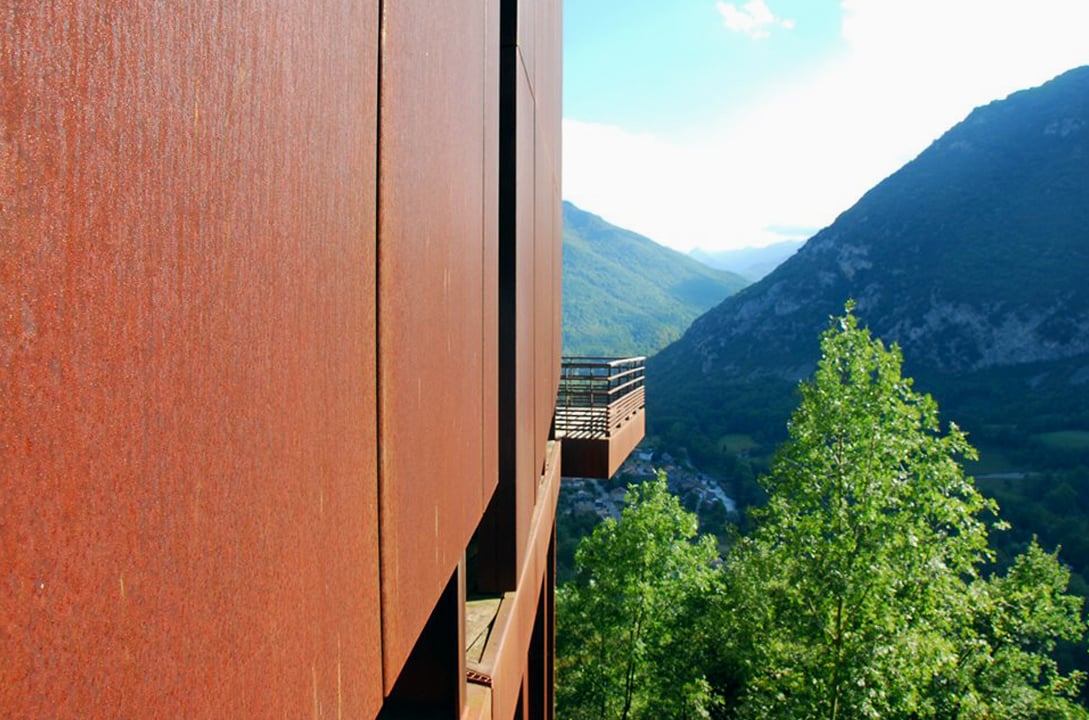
[1,1,578,718]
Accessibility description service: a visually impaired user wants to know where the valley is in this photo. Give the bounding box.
[561,201,749,357]
[558,65,1089,708]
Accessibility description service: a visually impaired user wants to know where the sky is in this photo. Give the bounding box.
[562,0,1089,253]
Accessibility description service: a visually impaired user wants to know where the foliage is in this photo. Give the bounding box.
[930,541,1089,718]
[561,309,1089,717]
[719,307,1089,719]
[980,467,1089,696]
[556,471,724,720]
[557,502,605,584]
[982,468,1089,598]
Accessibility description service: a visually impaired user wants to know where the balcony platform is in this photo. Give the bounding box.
[554,357,646,479]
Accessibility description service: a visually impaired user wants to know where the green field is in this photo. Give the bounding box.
[966,445,1021,476]
[717,434,759,454]
[1034,430,1089,451]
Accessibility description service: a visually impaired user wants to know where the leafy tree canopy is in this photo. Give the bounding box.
[720,305,1088,719]
[557,307,1088,719]
[557,471,723,720]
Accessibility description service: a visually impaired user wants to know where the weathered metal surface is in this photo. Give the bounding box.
[556,356,646,479]
[513,48,540,561]
[545,528,557,720]
[488,0,562,604]
[466,681,496,720]
[478,442,560,720]
[4,0,563,716]
[381,562,466,716]
[1,2,382,718]
[487,36,539,594]
[484,0,502,512]
[561,409,646,480]
[502,0,536,85]
[377,0,499,692]
[528,582,547,720]
[534,132,558,484]
[534,0,562,491]
[535,0,563,154]
[552,186,564,412]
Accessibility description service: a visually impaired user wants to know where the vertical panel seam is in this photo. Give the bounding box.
[482,0,489,513]
[374,0,388,694]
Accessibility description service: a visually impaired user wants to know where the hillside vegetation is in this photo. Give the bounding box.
[562,201,748,357]
[651,66,1089,459]
[559,313,1089,718]
[689,240,804,281]
[633,68,1089,700]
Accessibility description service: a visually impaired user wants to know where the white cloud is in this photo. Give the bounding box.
[565,0,1089,253]
[716,0,794,40]
[563,119,808,252]
[838,0,1089,107]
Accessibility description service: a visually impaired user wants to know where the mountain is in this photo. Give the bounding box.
[651,66,1089,447]
[690,240,804,281]
[562,201,749,357]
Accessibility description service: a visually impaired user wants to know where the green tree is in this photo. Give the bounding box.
[930,540,1088,718]
[721,306,1088,719]
[556,471,723,720]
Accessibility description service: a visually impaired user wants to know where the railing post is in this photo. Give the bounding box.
[554,357,645,442]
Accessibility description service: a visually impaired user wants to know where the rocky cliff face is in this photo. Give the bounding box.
[655,66,1089,389]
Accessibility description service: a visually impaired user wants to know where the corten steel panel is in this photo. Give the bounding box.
[552,188,563,408]
[483,442,560,720]
[492,41,539,592]
[382,562,466,716]
[477,37,531,595]
[608,410,647,478]
[533,158,552,484]
[533,0,562,470]
[483,0,502,510]
[502,0,535,85]
[0,3,383,718]
[378,0,496,691]
[513,57,539,562]
[534,0,562,163]
[533,129,561,484]
[545,530,556,720]
[546,0,564,400]
[465,684,495,720]
[528,583,546,720]
[560,410,647,480]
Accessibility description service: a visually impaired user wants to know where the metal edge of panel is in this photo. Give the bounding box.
[479,441,560,720]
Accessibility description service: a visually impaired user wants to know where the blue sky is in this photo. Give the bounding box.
[563,0,1089,252]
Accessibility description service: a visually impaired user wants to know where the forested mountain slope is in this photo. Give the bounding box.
[689,240,804,281]
[562,201,748,357]
[651,66,1089,444]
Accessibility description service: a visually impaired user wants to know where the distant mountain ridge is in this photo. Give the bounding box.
[690,240,804,281]
[651,65,1089,437]
[562,202,749,357]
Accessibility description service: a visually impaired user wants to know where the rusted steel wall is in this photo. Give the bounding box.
[1,2,383,718]
[2,0,560,717]
[542,0,565,420]
[484,442,561,720]
[534,0,564,486]
[377,0,501,691]
[495,0,563,586]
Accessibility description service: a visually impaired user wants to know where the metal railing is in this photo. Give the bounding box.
[554,356,645,440]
